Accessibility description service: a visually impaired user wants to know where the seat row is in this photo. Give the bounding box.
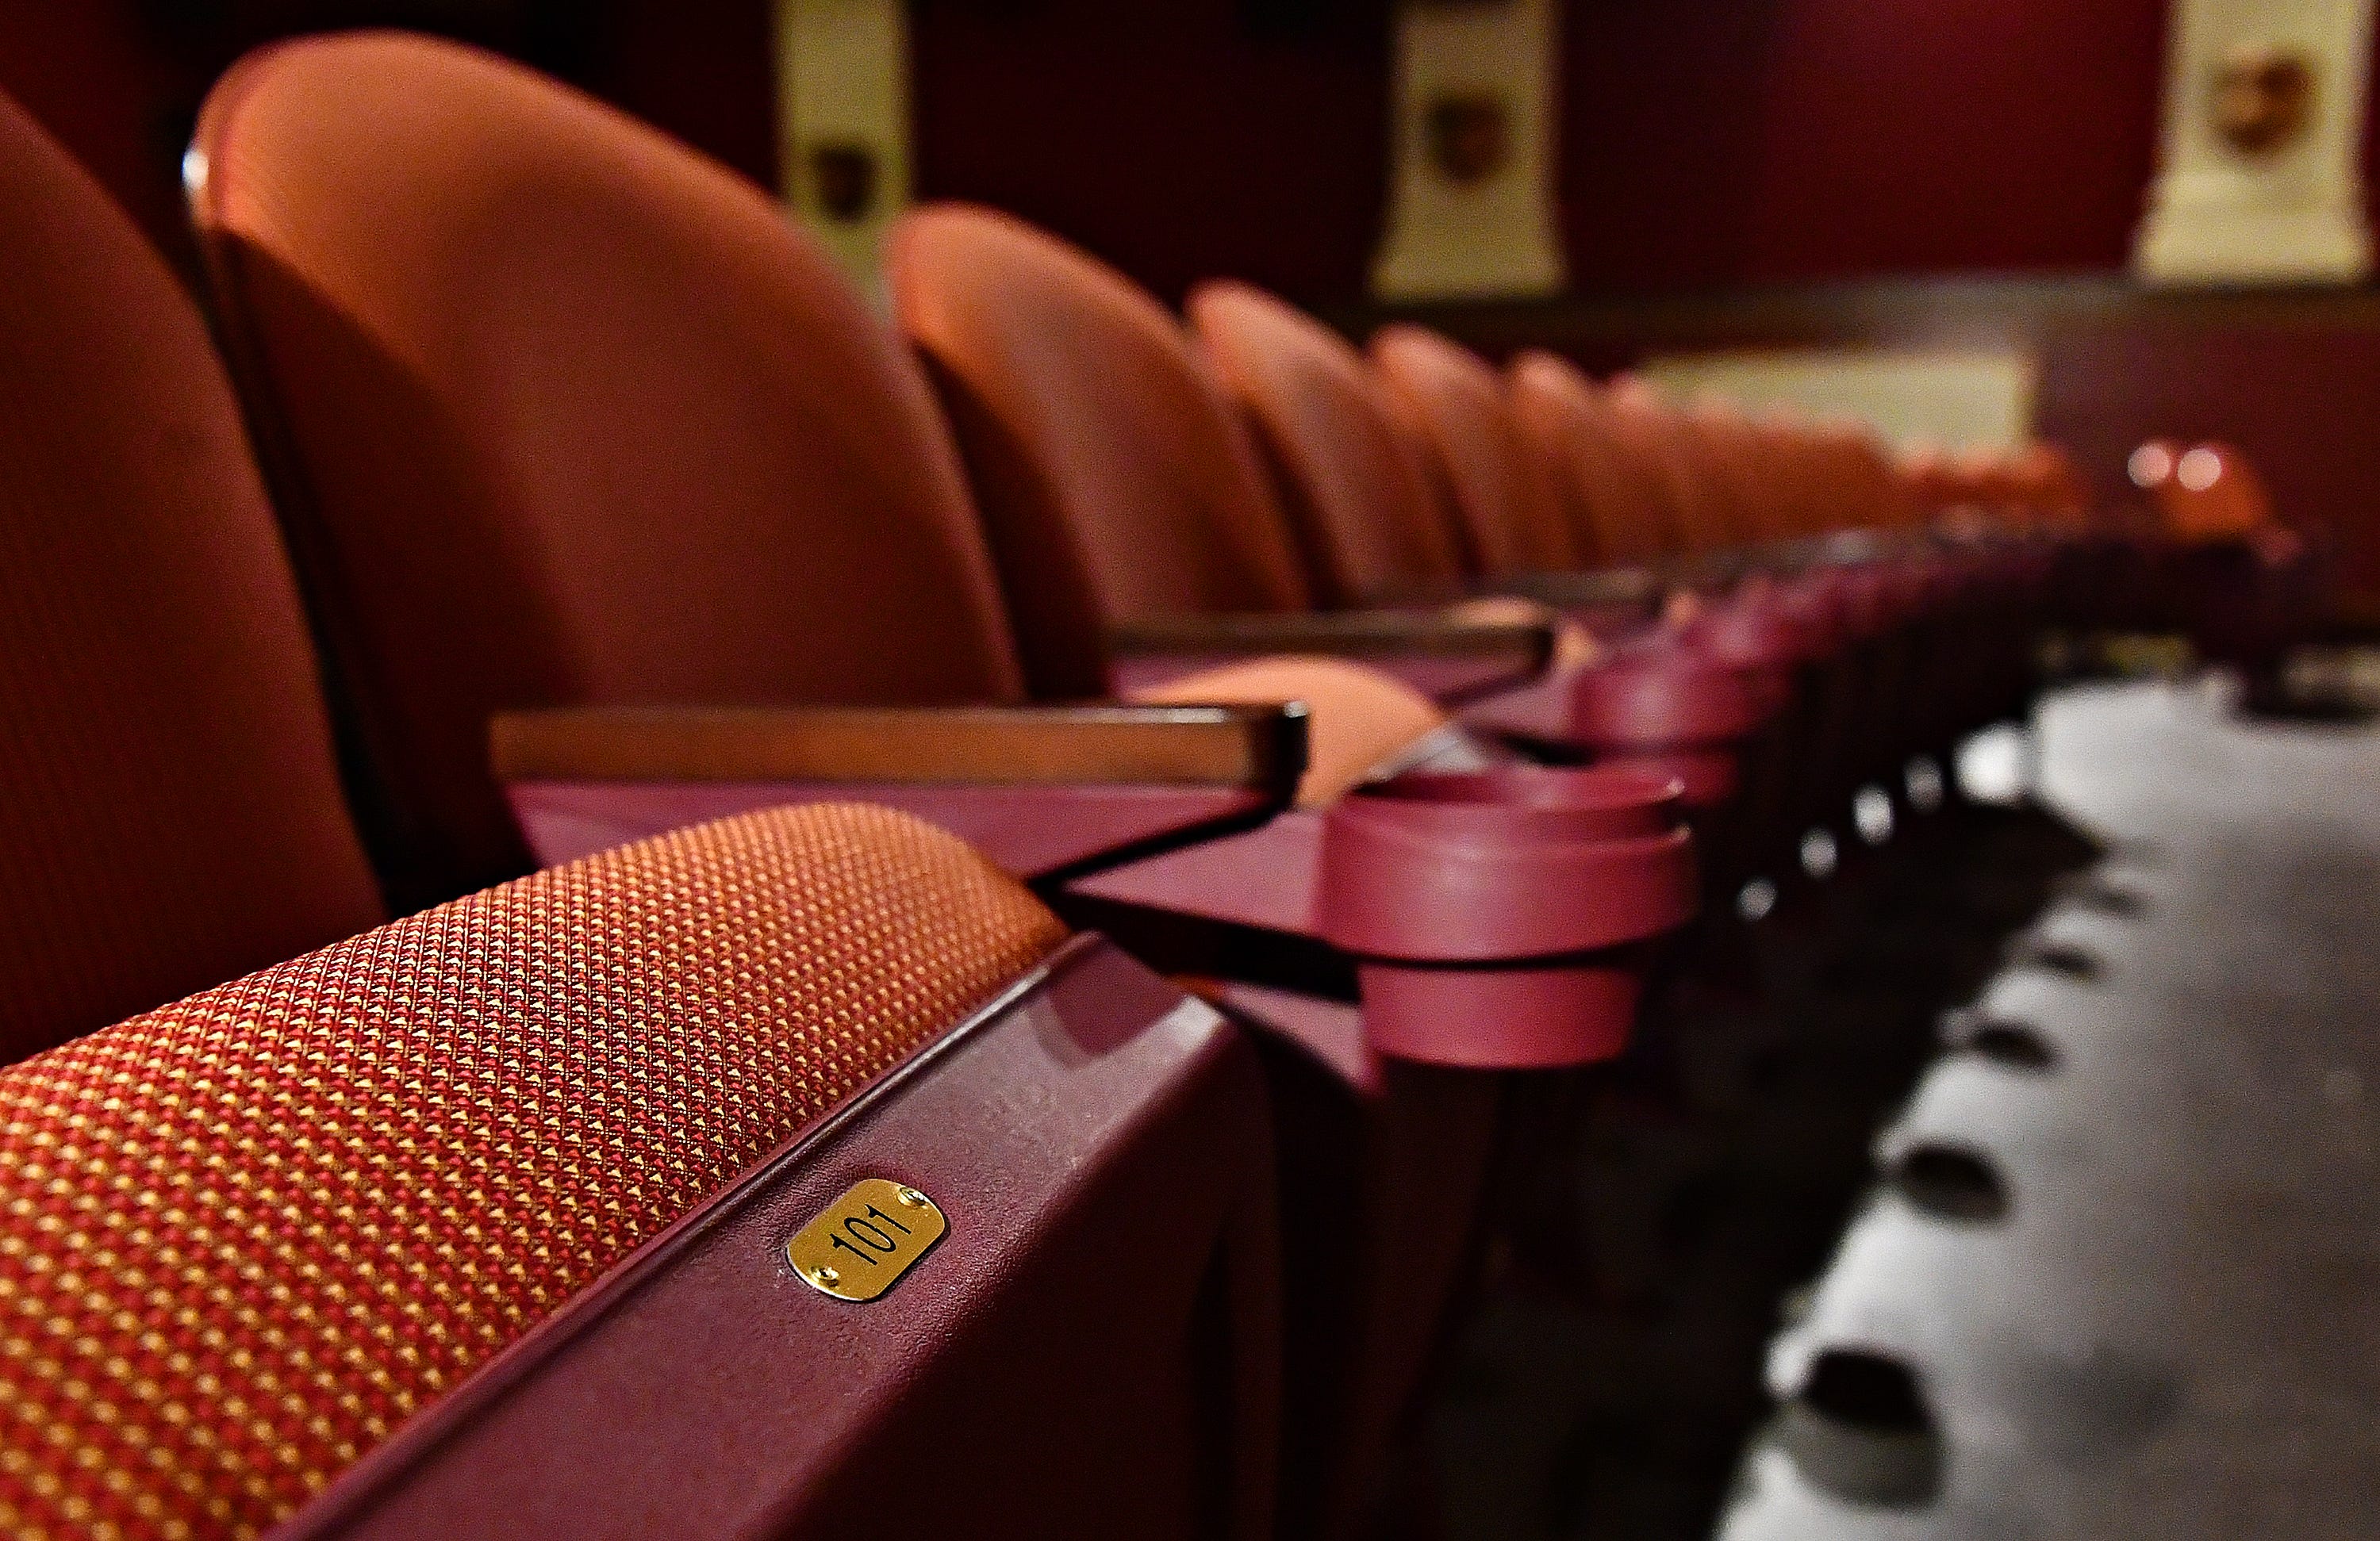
[0,31,2287,1540]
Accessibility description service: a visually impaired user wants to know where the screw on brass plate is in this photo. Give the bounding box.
[897,1186,931,1208]
[812,1267,840,1286]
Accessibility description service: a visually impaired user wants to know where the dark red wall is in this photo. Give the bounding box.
[0,1,2191,303]
[1554,0,2172,292]
[910,0,1392,305]
[0,7,207,269]
[906,0,2178,300]
[906,0,2175,300]
[0,2,776,281]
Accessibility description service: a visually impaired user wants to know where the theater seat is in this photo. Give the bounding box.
[1188,280,1471,607]
[190,36,1030,904]
[889,201,1707,1537]
[1368,323,1587,579]
[1603,375,1747,559]
[1171,286,1796,891]
[0,63,1286,1534]
[0,804,1283,1539]
[891,205,1316,699]
[0,90,384,1065]
[1508,348,1688,568]
[891,208,1560,712]
[193,44,1695,1541]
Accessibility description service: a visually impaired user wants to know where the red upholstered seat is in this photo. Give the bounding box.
[190,35,1028,904]
[889,203,1320,697]
[1603,376,1745,558]
[0,90,384,1066]
[1368,323,1586,579]
[888,201,1707,1541]
[190,32,1443,858]
[0,61,1283,1535]
[197,48,1696,1541]
[0,805,1282,1539]
[1190,279,1471,605]
[1508,348,1692,566]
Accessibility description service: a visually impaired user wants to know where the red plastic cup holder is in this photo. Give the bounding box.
[1568,646,1772,750]
[1830,566,1898,641]
[1361,763,1681,834]
[1686,600,1822,676]
[1314,764,1698,1068]
[1912,559,1961,613]
[1881,563,1937,623]
[1779,578,1853,651]
[1592,748,1737,811]
[1318,765,1694,960]
[1356,958,1643,1068]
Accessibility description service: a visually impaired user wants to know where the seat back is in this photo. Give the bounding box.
[190,33,1025,903]
[890,205,1313,697]
[0,90,384,1064]
[1369,324,1582,577]
[0,803,1280,1539]
[1508,349,1687,566]
[1800,418,1910,536]
[1745,413,1824,542]
[1674,401,1768,551]
[1189,280,1468,604]
[1605,378,1740,556]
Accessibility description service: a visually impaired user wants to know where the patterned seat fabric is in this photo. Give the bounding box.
[0,804,1064,1539]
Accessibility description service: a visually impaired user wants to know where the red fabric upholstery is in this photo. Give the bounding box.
[1189,280,1467,605]
[1671,404,1765,551]
[1508,350,1690,566]
[1606,377,1742,557]
[0,90,384,1065]
[190,34,1026,904]
[890,204,1313,697]
[0,804,1077,1536]
[1369,324,1583,579]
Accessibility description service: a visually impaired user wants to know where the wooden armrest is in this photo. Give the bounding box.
[492,703,1308,795]
[1107,608,1555,668]
[1490,566,1666,610]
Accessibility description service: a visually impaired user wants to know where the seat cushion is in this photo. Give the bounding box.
[0,804,1064,1538]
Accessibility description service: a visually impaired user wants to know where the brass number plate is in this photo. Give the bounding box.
[786,1179,947,1302]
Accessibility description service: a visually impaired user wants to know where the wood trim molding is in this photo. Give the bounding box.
[491,703,1310,794]
[1108,608,1555,669]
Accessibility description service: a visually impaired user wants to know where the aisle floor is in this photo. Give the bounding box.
[1719,678,2380,1539]
[1416,678,2380,1539]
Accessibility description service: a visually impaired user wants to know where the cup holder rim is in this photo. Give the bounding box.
[1357,762,1683,814]
[1569,651,1772,742]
